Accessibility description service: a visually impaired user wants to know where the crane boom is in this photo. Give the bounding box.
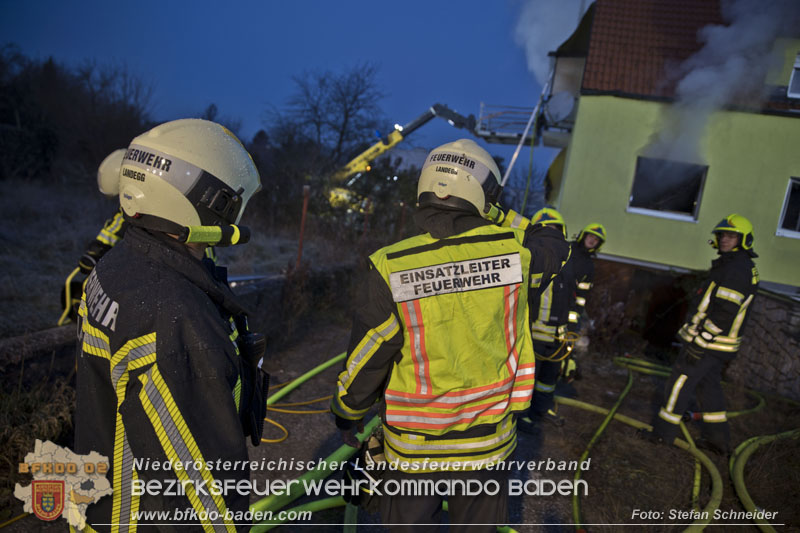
[331,103,476,182]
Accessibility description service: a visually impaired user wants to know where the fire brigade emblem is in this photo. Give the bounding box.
[32,480,65,520]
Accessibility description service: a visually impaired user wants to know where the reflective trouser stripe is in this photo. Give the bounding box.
[659,374,688,425]
[702,411,727,423]
[138,366,236,533]
[659,408,682,424]
[534,381,556,393]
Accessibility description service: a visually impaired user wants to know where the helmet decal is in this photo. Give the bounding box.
[577,222,607,251]
[417,139,502,218]
[531,208,566,237]
[711,213,755,252]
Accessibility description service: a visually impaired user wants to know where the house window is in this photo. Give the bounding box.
[777,178,800,238]
[627,156,708,221]
[788,53,800,99]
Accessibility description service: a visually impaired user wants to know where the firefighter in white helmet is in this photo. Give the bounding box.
[331,139,569,531]
[75,119,266,532]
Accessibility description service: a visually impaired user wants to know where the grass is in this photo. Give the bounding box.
[0,178,357,339]
[0,363,75,521]
[0,179,110,338]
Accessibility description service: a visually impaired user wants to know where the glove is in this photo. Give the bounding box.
[338,418,365,450]
[562,357,580,382]
[78,241,111,274]
[78,252,98,274]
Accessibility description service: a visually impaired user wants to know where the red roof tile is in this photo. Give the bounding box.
[581,0,800,113]
[583,0,724,98]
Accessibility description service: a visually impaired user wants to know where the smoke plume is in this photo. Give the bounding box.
[645,0,800,163]
[514,0,590,86]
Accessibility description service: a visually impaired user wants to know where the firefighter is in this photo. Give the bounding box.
[58,150,129,325]
[331,139,568,532]
[644,214,759,455]
[516,208,574,430]
[562,223,607,384]
[75,119,266,532]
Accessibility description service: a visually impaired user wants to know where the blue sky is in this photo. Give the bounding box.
[1,0,586,186]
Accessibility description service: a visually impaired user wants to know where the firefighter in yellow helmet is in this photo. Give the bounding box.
[58,150,129,325]
[74,119,266,532]
[561,223,607,384]
[643,214,759,455]
[331,139,569,531]
[512,207,577,430]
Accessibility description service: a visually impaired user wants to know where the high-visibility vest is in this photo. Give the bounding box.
[370,224,535,440]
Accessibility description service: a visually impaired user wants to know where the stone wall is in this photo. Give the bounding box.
[590,258,800,402]
[724,292,800,402]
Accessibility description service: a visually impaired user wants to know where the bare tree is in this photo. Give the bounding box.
[285,63,385,163]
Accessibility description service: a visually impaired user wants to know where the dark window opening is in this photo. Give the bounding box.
[629,157,707,219]
[788,53,800,99]
[779,178,800,235]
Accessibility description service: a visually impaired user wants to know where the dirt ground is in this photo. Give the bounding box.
[3,316,798,532]
[246,318,800,532]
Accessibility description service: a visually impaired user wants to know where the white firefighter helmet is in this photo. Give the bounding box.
[119,119,261,230]
[97,149,127,198]
[417,138,502,217]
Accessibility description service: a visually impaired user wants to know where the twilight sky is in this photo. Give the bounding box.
[1,0,588,179]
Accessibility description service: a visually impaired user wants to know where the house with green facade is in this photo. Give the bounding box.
[544,0,800,290]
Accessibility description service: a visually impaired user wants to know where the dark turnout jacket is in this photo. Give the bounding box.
[75,226,251,532]
[567,240,596,331]
[678,249,759,360]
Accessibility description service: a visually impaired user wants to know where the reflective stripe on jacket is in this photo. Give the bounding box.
[568,241,595,328]
[531,256,575,344]
[75,227,250,532]
[95,208,128,247]
[678,250,758,356]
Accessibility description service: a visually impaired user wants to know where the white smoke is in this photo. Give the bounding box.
[514,0,590,86]
[646,0,800,162]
